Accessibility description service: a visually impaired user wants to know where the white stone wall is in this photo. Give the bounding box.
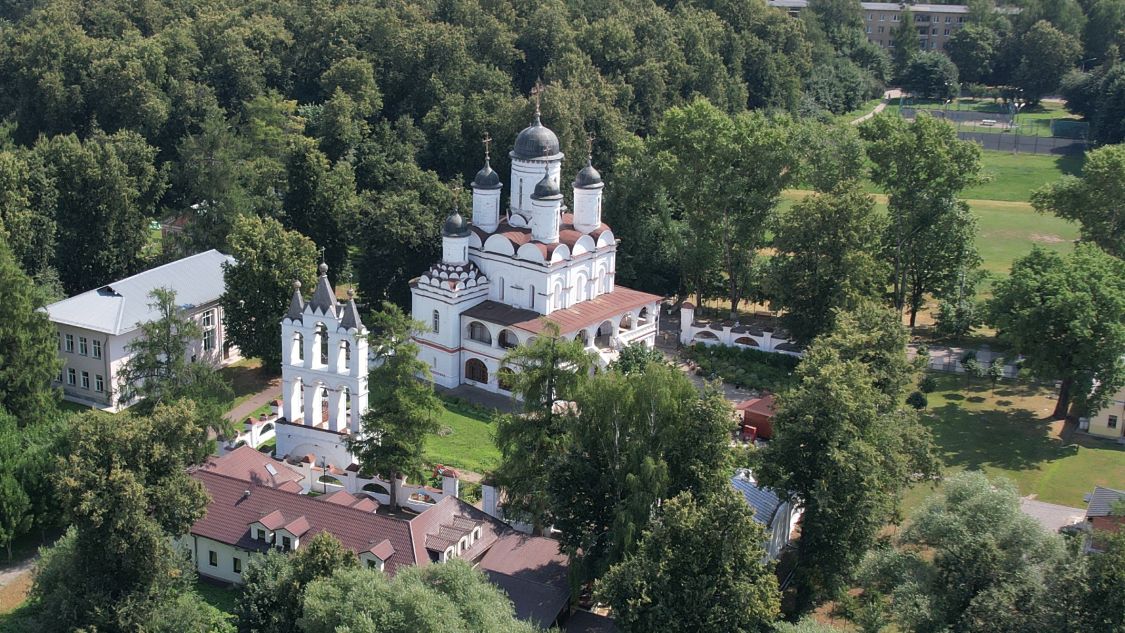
[192,535,254,585]
[678,305,802,357]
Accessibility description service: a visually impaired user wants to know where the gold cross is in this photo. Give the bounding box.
[586,133,596,157]
[482,132,492,160]
[531,80,543,116]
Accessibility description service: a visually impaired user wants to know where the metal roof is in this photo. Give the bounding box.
[44,249,233,335]
[730,470,784,526]
[1086,486,1125,518]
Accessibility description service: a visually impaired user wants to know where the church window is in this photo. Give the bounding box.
[203,328,215,352]
[432,310,440,334]
[498,277,505,302]
[468,322,491,345]
[340,341,351,370]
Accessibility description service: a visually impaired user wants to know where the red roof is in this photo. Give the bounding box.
[196,446,305,489]
[735,395,776,417]
[462,286,660,336]
[471,213,610,255]
[191,470,417,574]
[369,539,396,560]
[258,510,286,531]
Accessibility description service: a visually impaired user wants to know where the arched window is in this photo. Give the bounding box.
[639,307,650,324]
[498,367,515,391]
[498,329,519,349]
[620,314,634,330]
[292,332,304,364]
[432,310,440,334]
[465,358,488,384]
[315,323,329,366]
[468,322,492,345]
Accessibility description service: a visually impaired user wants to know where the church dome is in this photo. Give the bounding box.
[574,159,602,188]
[512,115,561,160]
[443,210,471,237]
[531,170,561,199]
[473,160,501,189]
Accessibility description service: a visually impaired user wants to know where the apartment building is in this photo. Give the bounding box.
[768,0,972,52]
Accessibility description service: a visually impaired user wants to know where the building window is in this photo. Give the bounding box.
[1110,415,1119,429]
[203,328,215,352]
[81,371,89,390]
[208,551,217,566]
[64,334,74,353]
[944,28,950,35]
[233,557,242,574]
[866,25,871,33]
[92,339,102,359]
[878,25,884,33]
[202,310,214,329]
[367,559,379,569]
[465,358,489,384]
[282,536,292,551]
[879,14,884,20]
[892,14,899,21]
[95,374,104,393]
[468,322,491,345]
[432,310,440,334]
[79,337,88,355]
[945,16,952,23]
[67,368,76,385]
[56,370,63,383]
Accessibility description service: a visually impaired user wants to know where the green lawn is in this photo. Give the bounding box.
[970,198,1079,276]
[906,373,1125,512]
[425,401,501,475]
[963,151,1084,202]
[216,358,277,411]
[195,579,239,615]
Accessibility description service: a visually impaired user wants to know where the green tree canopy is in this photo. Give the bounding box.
[597,491,780,633]
[220,215,318,369]
[1015,20,1082,105]
[1031,143,1125,258]
[946,24,1000,84]
[987,244,1125,418]
[0,235,60,424]
[900,52,960,100]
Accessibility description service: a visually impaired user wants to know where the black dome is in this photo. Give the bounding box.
[443,211,471,237]
[473,160,501,189]
[512,115,561,160]
[574,160,602,188]
[531,170,561,199]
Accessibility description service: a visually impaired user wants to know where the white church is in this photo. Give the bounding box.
[272,107,660,468]
[410,109,662,392]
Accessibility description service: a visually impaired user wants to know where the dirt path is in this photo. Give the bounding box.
[0,557,35,591]
[851,89,901,125]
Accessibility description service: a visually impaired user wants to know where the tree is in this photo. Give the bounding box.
[651,99,799,315]
[494,323,594,533]
[0,149,55,278]
[0,235,60,424]
[609,342,666,375]
[987,358,1005,392]
[347,303,441,510]
[892,8,920,77]
[282,138,360,283]
[905,391,927,410]
[1081,529,1125,632]
[0,470,30,562]
[236,532,356,633]
[1015,21,1082,105]
[548,364,733,583]
[33,130,167,295]
[757,306,937,608]
[172,110,253,253]
[765,185,888,345]
[300,560,541,633]
[118,287,233,436]
[813,300,922,407]
[987,244,1125,418]
[858,472,1081,633]
[860,113,983,325]
[1031,143,1125,259]
[1084,0,1125,60]
[598,491,779,633]
[901,52,960,100]
[947,24,1000,84]
[221,215,318,369]
[29,401,211,632]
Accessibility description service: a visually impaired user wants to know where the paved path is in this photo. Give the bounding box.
[225,378,281,422]
[0,557,36,590]
[851,89,900,125]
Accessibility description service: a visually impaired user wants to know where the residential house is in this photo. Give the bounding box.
[1080,486,1125,552]
[1080,385,1125,441]
[734,394,777,441]
[43,250,238,410]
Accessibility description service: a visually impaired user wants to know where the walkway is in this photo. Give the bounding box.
[850,89,900,125]
[225,378,281,422]
[0,556,36,591]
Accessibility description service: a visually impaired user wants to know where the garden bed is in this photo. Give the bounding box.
[682,343,800,393]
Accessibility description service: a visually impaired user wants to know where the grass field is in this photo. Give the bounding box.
[904,373,1125,512]
[425,401,501,475]
[964,151,1083,202]
[196,579,240,615]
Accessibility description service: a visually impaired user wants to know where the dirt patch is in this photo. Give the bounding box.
[0,570,32,614]
[1030,233,1066,244]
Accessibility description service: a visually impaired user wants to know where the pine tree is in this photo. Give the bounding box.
[0,235,61,424]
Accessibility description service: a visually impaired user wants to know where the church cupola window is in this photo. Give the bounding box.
[432,310,440,334]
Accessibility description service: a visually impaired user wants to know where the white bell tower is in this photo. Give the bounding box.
[278,263,369,469]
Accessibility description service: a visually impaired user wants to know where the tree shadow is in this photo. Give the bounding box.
[944,393,965,402]
[926,402,1066,472]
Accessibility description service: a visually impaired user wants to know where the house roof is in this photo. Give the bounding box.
[730,470,784,526]
[44,250,233,335]
[191,470,418,574]
[735,395,776,418]
[196,446,305,489]
[564,611,620,633]
[1086,486,1125,517]
[486,570,570,628]
[462,286,660,336]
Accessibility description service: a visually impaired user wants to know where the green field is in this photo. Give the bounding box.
[970,198,1079,275]
[905,373,1125,512]
[425,401,501,475]
[964,151,1084,202]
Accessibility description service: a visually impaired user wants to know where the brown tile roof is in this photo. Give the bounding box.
[462,286,661,336]
[323,490,361,506]
[369,539,396,560]
[471,214,611,253]
[196,446,305,489]
[282,516,311,537]
[408,497,499,564]
[191,470,417,574]
[477,532,569,589]
[258,510,286,531]
[485,570,570,628]
[277,480,303,493]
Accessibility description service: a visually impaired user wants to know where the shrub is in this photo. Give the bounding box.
[682,343,799,393]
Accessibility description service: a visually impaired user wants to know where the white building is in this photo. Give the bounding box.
[411,111,661,392]
[43,249,240,411]
[275,265,369,470]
